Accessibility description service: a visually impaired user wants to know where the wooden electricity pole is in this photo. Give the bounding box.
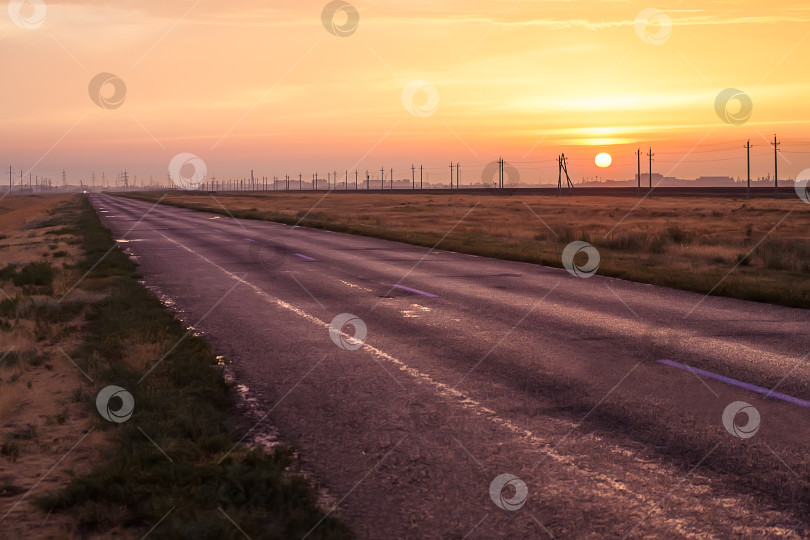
[745,140,751,199]
[636,149,641,197]
[456,162,460,189]
[647,147,654,197]
[557,154,574,195]
[771,135,780,199]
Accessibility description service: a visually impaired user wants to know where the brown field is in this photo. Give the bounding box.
[126,191,810,309]
[0,194,108,539]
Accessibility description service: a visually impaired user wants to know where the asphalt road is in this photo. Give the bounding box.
[90,193,810,539]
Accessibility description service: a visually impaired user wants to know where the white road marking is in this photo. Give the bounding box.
[156,231,651,503]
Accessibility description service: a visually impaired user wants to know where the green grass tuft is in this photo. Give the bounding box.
[13,262,56,287]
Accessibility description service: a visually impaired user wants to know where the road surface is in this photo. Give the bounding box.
[90,193,810,538]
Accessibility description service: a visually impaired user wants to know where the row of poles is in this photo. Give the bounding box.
[636,135,784,199]
[3,136,790,197]
[197,163,481,192]
[5,167,177,193]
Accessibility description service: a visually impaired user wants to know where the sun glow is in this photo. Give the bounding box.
[595,153,613,168]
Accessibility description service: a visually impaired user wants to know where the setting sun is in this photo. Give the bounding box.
[595,153,613,168]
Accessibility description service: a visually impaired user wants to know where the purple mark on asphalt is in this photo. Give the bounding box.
[296,253,316,261]
[392,284,439,298]
[657,359,810,408]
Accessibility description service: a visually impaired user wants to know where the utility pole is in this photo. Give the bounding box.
[771,135,780,199]
[420,165,423,190]
[62,169,67,188]
[366,170,370,190]
[647,147,654,197]
[557,156,561,196]
[355,170,358,190]
[412,164,415,189]
[456,162,460,189]
[390,168,393,190]
[636,149,641,197]
[557,154,574,195]
[449,162,454,189]
[381,166,385,190]
[745,140,751,199]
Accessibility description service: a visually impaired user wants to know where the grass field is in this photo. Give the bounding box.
[125,191,810,309]
[0,195,352,539]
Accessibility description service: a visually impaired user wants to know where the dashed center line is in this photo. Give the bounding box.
[152,230,667,506]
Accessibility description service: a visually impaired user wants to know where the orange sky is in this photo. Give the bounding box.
[1,0,809,185]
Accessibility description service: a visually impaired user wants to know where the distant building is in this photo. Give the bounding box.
[694,176,735,186]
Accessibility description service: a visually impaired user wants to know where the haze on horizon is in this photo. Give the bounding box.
[1,0,809,184]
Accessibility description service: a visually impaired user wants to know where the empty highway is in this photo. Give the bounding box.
[90,193,810,538]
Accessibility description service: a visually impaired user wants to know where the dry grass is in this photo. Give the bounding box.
[126,191,810,308]
[0,194,102,539]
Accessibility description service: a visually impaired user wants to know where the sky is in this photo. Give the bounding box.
[1,0,809,186]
